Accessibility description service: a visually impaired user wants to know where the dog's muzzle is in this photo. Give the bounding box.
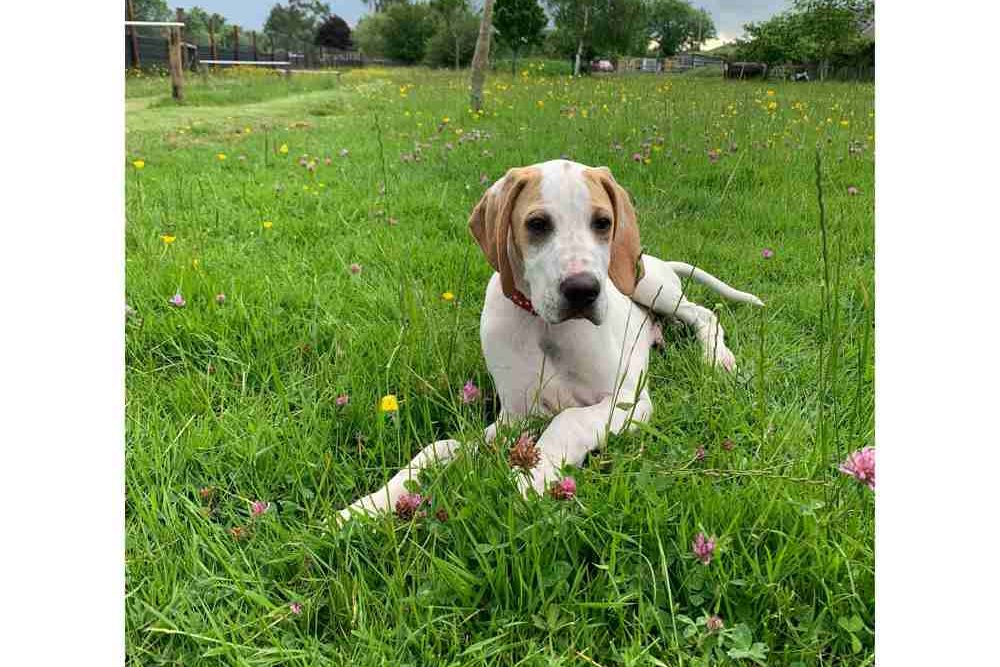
[557,273,602,323]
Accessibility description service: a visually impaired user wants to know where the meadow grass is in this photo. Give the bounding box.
[125,65,874,666]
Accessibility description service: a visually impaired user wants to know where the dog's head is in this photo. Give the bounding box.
[469,160,641,325]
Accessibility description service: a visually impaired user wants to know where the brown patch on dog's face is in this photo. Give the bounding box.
[580,171,616,243]
[468,167,543,297]
[506,171,547,253]
[583,167,642,296]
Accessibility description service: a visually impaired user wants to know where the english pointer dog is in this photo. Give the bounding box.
[339,160,763,521]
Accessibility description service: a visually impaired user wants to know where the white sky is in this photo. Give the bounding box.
[172,0,793,44]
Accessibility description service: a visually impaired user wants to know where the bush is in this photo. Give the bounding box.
[492,57,574,77]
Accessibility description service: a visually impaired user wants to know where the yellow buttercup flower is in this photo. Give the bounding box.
[262,221,273,229]
[379,394,399,413]
[279,143,289,154]
[243,126,252,134]
[217,153,227,161]
[132,159,145,170]
[442,116,450,124]
[441,291,455,301]
[160,234,176,245]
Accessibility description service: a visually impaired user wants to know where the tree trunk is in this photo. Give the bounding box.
[573,6,590,77]
[511,47,518,77]
[469,0,496,111]
[455,30,461,70]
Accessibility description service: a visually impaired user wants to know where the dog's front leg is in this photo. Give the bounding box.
[519,391,651,496]
[337,422,499,524]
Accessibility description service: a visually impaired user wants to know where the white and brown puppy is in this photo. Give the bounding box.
[339,160,762,521]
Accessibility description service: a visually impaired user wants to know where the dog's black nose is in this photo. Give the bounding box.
[560,273,601,308]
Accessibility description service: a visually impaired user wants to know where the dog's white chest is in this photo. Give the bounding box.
[482,279,652,417]
[537,326,618,408]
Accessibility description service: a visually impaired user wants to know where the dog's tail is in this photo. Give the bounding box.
[666,261,765,306]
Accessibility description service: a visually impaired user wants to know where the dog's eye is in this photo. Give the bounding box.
[593,217,612,233]
[526,217,550,234]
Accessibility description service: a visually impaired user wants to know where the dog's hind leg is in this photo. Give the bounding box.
[632,255,738,371]
[337,422,498,524]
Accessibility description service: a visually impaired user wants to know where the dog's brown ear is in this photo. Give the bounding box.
[592,167,642,295]
[468,168,530,297]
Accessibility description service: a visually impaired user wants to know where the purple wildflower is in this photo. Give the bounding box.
[250,500,269,517]
[550,477,577,500]
[839,446,875,490]
[692,532,716,565]
[395,493,425,520]
[461,380,481,404]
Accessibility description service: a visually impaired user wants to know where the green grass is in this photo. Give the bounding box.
[126,67,874,666]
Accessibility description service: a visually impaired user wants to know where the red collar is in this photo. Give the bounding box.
[508,289,538,316]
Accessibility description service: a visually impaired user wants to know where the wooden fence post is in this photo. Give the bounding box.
[233,26,239,62]
[176,9,187,69]
[126,0,140,69]
[209,18,217,64]
[168,9,184,100]
[252,31,258,62]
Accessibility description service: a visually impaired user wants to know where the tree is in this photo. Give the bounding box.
[263,1,330,51]
[430,0,471,69]
[425,10,481,68]
[382,1,437,63]
[737,12,811,65]
[354,12,390,55]
[593,0,648,57]
[131,0,171,22]
[494,0,547,75]
[736,0,873,79]
[315,14,353,49]
[793,0,872,79]
[180,6,216,45]
[646,0,716,57]
[366,0,405,11]
[469,0,497,110]
[547,0,595,76]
